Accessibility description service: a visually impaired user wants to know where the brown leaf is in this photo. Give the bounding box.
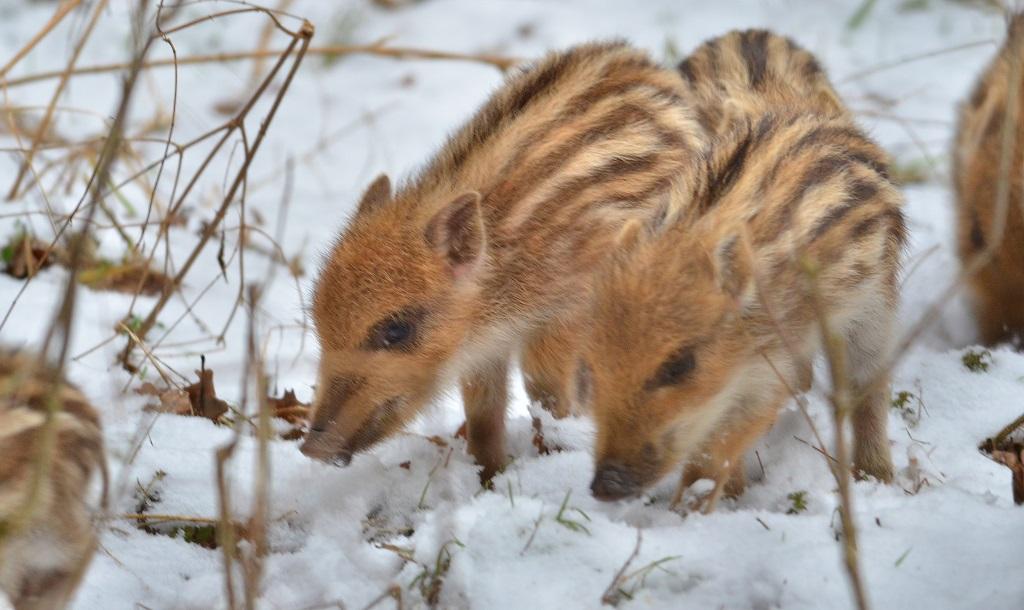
[2,235,54,279]
[399,461,411,470]
[78,259,173,296]
[267,389,310,424]
[980,435,1024,505]
[989,445,1024,505]
[268,388,311,439]
[185,368,230,422]
[137,382,192,415]
[135,382,161,397]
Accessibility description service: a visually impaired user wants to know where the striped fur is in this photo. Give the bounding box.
[0,350,106,610]
[953,14,1024,346]
[678,29,846,136]
[303,41,705,478]
[585,111,905,506]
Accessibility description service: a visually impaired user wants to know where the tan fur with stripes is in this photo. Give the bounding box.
[678,29,847,136]
[0,350,106,610]
[954,14,1024,346]
[583,110,905,503]
[302,41,704,478]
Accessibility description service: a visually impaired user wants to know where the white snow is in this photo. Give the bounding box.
[1,1,1023,609]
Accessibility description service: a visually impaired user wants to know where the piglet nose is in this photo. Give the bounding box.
[300,432,344,461]
[590,461,641,501]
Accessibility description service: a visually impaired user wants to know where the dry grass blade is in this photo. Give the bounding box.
[803,259,872,610]
[119,19,315,368]
[601,529,642,606]
[6,0,108,200]
[0,0,82,79]
[838,39,995,84]
[1,42,522,90]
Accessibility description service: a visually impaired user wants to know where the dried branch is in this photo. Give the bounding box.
[804,259,871,610]
[119,20,315,368]
[1,42,521,90]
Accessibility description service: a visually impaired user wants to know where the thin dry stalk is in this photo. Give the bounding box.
[1,41,521,89]
[0,0,83,79]
[7,0,109,200]
[119,19,315,368]
[838,39,995,84]
[0,3,156,605]
[601,529,643,606]
[244,284,273,609]
[804,260,871,610]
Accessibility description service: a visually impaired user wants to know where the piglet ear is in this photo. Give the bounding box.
[425,192,486,280]
[356,174,392,216]
[713,233,754,305]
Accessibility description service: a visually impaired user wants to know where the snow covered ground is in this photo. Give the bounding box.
[1,1,1023,608]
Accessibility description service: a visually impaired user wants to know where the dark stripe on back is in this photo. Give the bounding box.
[809,179,879,241]
[773,154,849,232]
[851,208,903,241]
[487,102,657,219]
[740,30,771,89]
[446,51,577,171]
[677,57,697,83]
[697,117,774,213]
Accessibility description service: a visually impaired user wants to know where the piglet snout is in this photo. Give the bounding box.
[590,461,642,501]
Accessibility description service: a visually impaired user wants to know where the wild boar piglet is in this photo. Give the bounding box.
[302,41,704,478]
[954,14,1024,346]
[581,111,905,509]
[0,350,106,610]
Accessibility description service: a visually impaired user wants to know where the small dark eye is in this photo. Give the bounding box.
[381,320,412,347]
[646,347,696,390]
[365,307,426,351]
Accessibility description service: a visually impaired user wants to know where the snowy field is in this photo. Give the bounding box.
[1,1,1023,608]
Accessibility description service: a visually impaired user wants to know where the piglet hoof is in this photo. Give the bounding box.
[852,455,894,484]
[470,446,507,487]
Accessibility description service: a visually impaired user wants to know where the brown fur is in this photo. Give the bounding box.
[0,350,106,610]
[954,14,1024,346]
[302,41,705,478]
[583,110,905,504]
[678,29,847,137]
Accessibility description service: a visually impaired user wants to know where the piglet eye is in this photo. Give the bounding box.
[646,347,696,390]
[382,320,412,347]
[365,307,426,351]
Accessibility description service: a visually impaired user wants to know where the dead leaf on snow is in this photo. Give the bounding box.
[980,433,1024,506]
[78,259,173,296]
[2,234,54,279]
[136,382,192,416]
[268,388,310,424]
[185,368,230,422]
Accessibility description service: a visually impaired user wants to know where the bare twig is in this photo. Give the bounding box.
[839,39,995,83]
[804,259,871,610]
[1,42,521,90]
[7,0,108,200]
[601,529,643,606]
[0,0,83,79]
[119,20,315,367]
